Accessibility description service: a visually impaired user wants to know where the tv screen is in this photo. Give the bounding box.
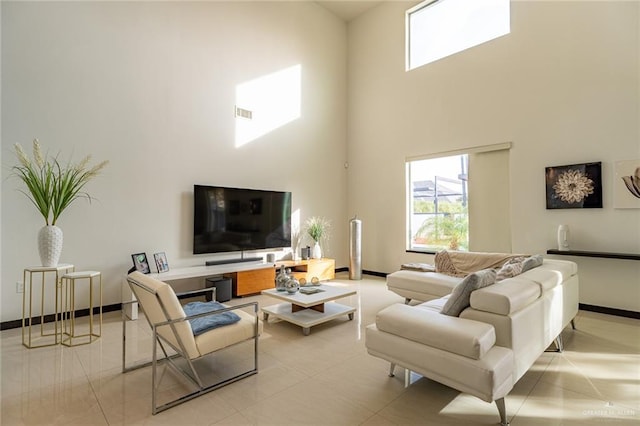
[193,185,292,255]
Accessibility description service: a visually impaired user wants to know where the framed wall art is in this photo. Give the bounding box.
[614,159,640,209]
[545,162,602,209]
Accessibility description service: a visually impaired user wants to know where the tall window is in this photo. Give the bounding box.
[406,0,511,71]
[406,143,512,254]
[407,155,469,252]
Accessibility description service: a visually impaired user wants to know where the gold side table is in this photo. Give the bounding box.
[22,264,74,348]
[61,271,102,346]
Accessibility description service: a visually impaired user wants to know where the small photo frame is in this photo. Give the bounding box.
[154,252,170,273]
[131,252,151,274]
[545,162,603,209]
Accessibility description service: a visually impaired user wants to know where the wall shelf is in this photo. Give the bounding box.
[546,249,640,261]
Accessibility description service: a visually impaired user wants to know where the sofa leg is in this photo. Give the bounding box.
[495,398,509,426]
[404,368,411,388]
[571,318,576,330]
[404,298,411,304]
[554,335,564,352]
[388,363,396,377]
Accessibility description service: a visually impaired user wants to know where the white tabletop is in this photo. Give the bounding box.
[262,283,356,307]
[24,264,74,272]
[62,271,100,278]
[148,261,273,281]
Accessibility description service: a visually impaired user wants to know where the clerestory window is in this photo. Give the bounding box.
[406,0,511,71]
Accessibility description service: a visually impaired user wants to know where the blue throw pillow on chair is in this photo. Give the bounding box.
[183,301,241,335]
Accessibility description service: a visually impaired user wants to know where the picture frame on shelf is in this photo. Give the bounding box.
[154,252,170,273]
[131,252,151,274]
[545,162,603,209]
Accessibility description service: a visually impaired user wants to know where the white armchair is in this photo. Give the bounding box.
[122,271,262,414]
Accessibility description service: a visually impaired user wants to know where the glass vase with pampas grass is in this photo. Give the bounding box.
[11,139,108,266]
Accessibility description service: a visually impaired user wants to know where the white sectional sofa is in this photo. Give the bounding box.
[366,256,579,426]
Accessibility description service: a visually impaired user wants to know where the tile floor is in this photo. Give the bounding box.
[1,272,639,425]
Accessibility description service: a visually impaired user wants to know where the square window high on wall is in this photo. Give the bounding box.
[406,0,511,71]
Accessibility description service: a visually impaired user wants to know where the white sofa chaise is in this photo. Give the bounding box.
[366,257,578,426]
[387,251,530,304]
[387,267,459,303]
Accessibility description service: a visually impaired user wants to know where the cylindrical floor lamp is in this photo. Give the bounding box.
[349,216,362,280]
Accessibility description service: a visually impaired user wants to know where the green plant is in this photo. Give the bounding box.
[12,139,108,225]
[414,201,468,251]
[413,199,435,213]
[305,216,330,243]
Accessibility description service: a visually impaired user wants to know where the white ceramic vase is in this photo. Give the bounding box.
[38,225,63,267]
[557,224,570,251]
[312,241,322,259]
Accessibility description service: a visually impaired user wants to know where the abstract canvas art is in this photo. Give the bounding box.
[545,162,602,209]
[614,159,640,209]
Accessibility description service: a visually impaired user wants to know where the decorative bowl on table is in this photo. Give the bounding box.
[285,277,300,294]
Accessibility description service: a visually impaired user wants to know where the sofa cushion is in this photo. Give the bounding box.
[441,269,497,317]
[522,255,543,272]
[470,278,541,315]
[387,270,461,298]
[414,296,449,313]
[537,259,577,282]
[495,256,527,281]
[495,255,544,281]
[522,268,563,292]
[375,303,496,360]
[194,309,262,357]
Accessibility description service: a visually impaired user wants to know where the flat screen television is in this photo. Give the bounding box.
[193,185,292,255]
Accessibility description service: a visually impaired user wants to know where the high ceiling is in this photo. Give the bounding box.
[315,1,383,22]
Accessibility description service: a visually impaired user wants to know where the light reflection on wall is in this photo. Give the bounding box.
[235,64,302,147]
[291,208,301,235]
[290,208,301,254]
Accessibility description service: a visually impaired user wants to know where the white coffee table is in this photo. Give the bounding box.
[261,284,357,335]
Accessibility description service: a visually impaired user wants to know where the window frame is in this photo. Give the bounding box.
[406,154,469,254]
[406,0,511,71]
[405,142,512,254]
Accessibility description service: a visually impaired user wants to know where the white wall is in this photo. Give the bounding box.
[1,1,349,322]
[2,1,639,322]
[347,1,640,311]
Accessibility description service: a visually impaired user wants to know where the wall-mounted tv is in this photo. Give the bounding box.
[193,185,292,255]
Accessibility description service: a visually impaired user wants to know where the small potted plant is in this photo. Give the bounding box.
[305,216,330,259]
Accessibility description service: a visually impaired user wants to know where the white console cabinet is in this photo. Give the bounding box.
[122,261,274,320]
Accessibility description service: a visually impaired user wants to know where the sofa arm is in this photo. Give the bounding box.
[376,303,496,360]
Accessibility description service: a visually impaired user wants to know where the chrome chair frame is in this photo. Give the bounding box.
[122,274,259,414]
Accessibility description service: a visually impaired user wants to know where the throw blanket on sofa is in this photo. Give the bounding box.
[400,263,436,272]
[435,250,527,277]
